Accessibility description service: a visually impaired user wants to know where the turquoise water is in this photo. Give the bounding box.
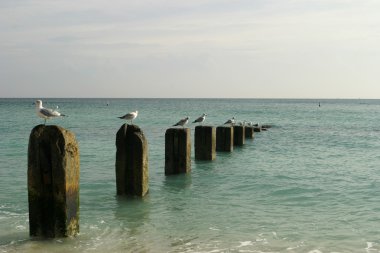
[0,98,380,253]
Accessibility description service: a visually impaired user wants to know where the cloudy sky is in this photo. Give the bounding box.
[1,0,379,98]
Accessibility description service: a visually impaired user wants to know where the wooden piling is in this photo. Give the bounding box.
[165,128,191,175]
[115,124,148,197]
[216,126,234,152]
[233,125,245,146]
[28,125,80,237]
[195,126,216,161]
[253,126,262,132]
[245,126,254,139]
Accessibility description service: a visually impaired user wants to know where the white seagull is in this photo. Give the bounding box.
[173,117,189,127]
[35,100,66,125]
[118,111,138,124]
[192,113,207,125]
[223,117,235,125]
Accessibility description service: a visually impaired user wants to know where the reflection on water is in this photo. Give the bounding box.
[114,195,151,235]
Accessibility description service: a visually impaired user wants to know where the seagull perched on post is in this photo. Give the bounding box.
[173,117,189,128]
[35,100,66,125]
[192,113,207,125]
[223,117,235,126]
[118,111,138,124]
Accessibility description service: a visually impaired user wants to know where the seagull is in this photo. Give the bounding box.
[192,113,207,125]
[223,117,235,125]
[118,111,138,124]
[35,100,66,125]
[173,117,189,127]
[237,120,247,126]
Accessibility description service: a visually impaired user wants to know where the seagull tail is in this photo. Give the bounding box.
[61,114,67,117]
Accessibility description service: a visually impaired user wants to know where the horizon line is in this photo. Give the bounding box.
[0,97,379,100]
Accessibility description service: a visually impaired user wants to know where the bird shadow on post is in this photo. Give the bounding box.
[28,125,80,238]
[115,124,149,197]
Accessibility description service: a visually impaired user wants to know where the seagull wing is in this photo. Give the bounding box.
[174,118,184,126]
[192,117,201,123]
[119,111,136,119]
[119,113,130,119]
[40,108,56,117]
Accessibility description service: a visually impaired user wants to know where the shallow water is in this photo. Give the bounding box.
[1,98,380,252]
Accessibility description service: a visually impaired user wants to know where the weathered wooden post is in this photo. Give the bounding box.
[28,125,80,238]
[216,126,234,152]
[233,125,245,146]
[195,126,216,160]
[245,126,254,139]
[115,124,148,197]
[165,128,191,175]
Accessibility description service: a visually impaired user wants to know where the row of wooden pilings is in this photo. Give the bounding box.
[27,124,265,238]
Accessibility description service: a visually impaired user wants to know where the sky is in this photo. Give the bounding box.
[1,0,380,98]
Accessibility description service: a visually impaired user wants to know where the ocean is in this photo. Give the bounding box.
[0,98,379,253]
